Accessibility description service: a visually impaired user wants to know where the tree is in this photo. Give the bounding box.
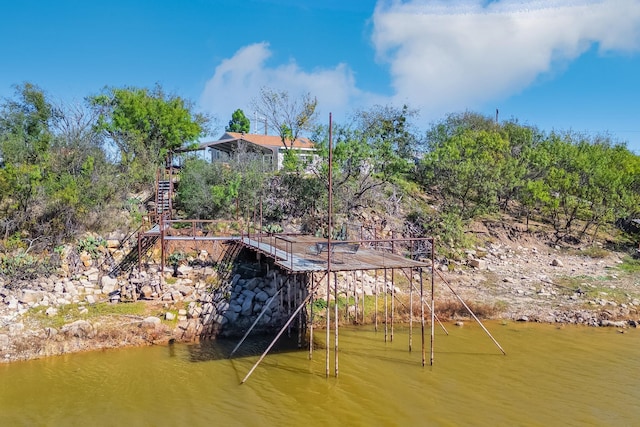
[0,83,54,239]
[0,82,55,166]
[0,84,120,245]
[526,133,640,243]
[251,87,317,150]
[355,104,420,159]
[90,85,208,187]
[419,114,509,219]
[310,106,419,218]
[176,147,268,220]
[226,109,250,133]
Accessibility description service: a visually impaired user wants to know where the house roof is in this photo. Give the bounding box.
[176,132,315,154]
[222,132,315,150]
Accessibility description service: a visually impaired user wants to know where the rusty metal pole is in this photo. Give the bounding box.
[391,269,395,342]
[361,272,365,324]
[160,214,165,275]
[408,281,449,335]
[374,269,378,332]
[241,293,312,384]
[259,195,263,247]
[326,112,333,378]
[309,274,314,360]
[436,269,506,355]
[431,240,435,366]
[420,268,425,367]
[137,233,142,273]
[409,268,413,352]
[334,271,339,377]
[384,268,388,342]
[325,273,330,378]
[230,289,282,358]
[297,277,303,348]
[287,279,292,337]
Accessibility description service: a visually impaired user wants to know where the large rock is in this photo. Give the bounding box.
[140,285,154,299]
[101,276,118,293]
[223,310,239,323]
[255,291,269,303]
[85,268,100,282]
[188,305,202,319]
[5,295,18,309]
[230,274,241,288]
[600,319,626,328]
[64,282,78,295]
[241,294,254,316]
[468,259,486,269]
[79,252,93,267]
[244,278,261,291]
[20,290,44,304]
[216,301,230,313]
[241,289,255,298]
[264,285,277,298]
[140,316,162,329]
[61,320,95,338]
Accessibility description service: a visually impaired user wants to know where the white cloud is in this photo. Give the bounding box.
[372,0,640,117]
[199,42,381,132]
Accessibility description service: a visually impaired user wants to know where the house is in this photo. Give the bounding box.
[191,132,317,171]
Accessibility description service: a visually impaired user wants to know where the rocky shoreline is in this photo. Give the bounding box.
[1,236,639,364]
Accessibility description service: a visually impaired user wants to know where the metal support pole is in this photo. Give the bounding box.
[436,269,506,355]
[325,272,330,378]
[384,269,388,342]
[230,289,282,357]
[287,279,291,337]
[420,268,425,367]
[309,274,314,360]
[297,278,303,348]
[374,269,378,332]
[361,272,365,324]
[137,233,142,276]
[160,214,165,275]
[409,268,413,352]
[326,112,334,378]
[430,243,435,366]
[241,293,312,384]
[391,269,395,342]
[334,271,339,377]
[353,271,358,324]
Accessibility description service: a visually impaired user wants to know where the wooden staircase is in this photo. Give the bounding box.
[156,179,172,217]
[109,169,175,278]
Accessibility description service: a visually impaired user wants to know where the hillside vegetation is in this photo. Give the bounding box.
[1,83,640,280]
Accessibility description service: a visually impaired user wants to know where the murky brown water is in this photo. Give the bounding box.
[1,322,638,426]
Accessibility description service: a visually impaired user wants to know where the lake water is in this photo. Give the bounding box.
[1,321,638,426]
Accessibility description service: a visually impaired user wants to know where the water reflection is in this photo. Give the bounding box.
[186,333,303,362]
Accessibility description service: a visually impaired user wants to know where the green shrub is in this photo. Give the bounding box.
[168,251,186,267]
[0,251,57,283]
[77,236,106,258]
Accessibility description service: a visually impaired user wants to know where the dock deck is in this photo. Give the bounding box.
[239,234,430,273]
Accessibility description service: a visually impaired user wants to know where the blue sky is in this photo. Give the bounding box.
[2,0,640,151]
